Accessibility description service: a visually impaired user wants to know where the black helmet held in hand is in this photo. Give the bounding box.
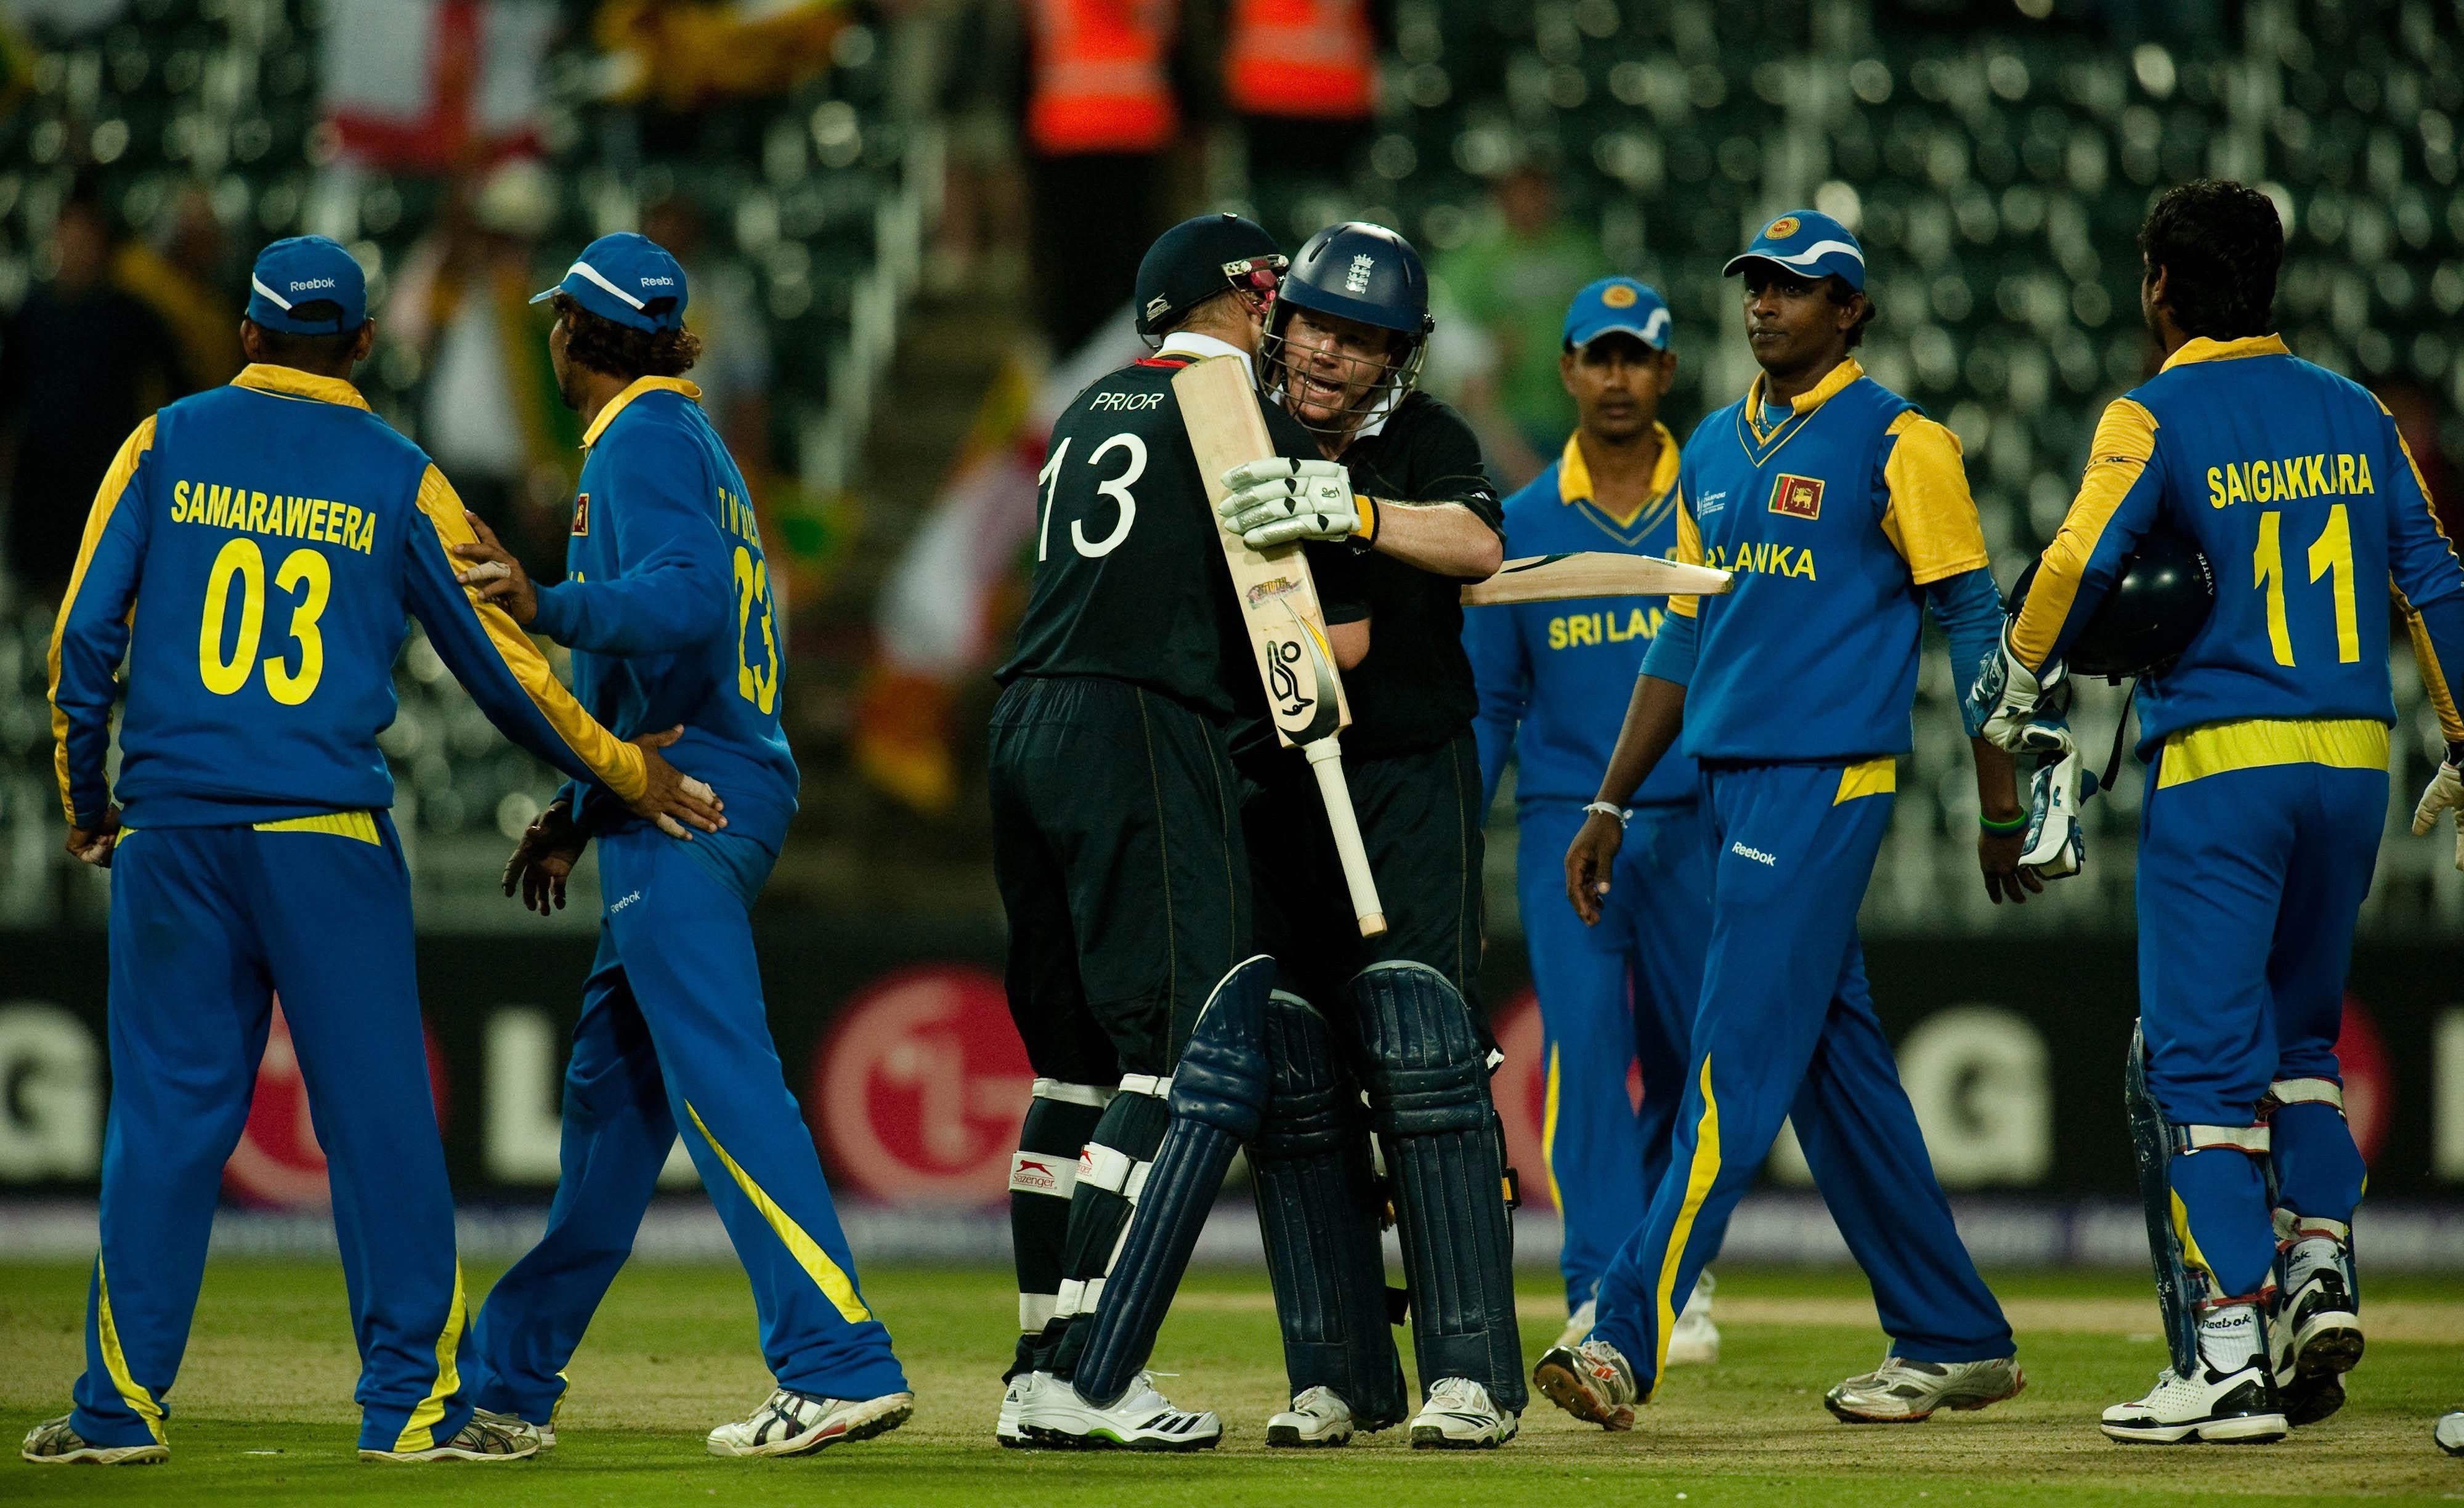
[2008,525,2216,679]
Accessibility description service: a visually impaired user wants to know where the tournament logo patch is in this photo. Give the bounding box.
[1602,283,1639,308]
[1768,472,1823,519]
[1765,215,1801,239]
[571,492,590,535]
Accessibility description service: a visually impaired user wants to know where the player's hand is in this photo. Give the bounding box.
[452,511,538,625]
[65,803,121,869]
[1563,809,1625,926]
[2411,742,2464,871]
[503,800,588,914]
[1218,458,1360,547]
[1979,824,2042,904]
[626,726,726,839]
[1970,623,2073,756]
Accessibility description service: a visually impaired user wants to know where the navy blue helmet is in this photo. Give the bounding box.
[2007,525,2215,679]
[1265,222,1436,435]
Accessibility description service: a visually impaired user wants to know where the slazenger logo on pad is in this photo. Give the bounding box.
[1730,841,1777,867]
[1010,1156,1060,1192]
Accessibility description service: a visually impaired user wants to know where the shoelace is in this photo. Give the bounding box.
[1427,1379,1488,1413]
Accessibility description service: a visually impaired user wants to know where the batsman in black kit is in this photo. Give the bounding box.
[987,214,1363,1451]
[1212,222,1522,1449]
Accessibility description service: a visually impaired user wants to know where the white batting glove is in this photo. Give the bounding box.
[1218,458,1360,547]
[1969,622,2075,756]
[2412,742,2464,871]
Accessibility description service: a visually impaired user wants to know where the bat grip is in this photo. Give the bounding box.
[1304,737,1387,938]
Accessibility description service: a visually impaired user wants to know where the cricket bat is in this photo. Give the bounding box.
[1461,551,1733,606]
[1173,355,1387,939]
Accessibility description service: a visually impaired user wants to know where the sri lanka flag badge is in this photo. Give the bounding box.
[572,493,590,535]
[1769,473,1823,519]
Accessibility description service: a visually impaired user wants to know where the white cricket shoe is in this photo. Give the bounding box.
[998,1371,1064,1448]
[2436,1409,2464,1456]
[705,1388,913,1458]
[2101,1363,2285,1445]
[1533,1339,1639,1431]
[1017,1371,1220,1451]
[1666,1270,1720,1366]
[1825,1354,2025,1423]
[20,1416,167,1466]
[2275,1243,2363,1427]
[1549,1297,1597,1354]
[1408,1377,1517,1449]
[360,1409,543,1463]
[1266,1385,1355,1448]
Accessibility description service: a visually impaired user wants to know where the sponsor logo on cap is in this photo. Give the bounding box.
[1345,253,1376,293]
[1765,216,1801,239]
[1769,472,1824,519]
[639,275,675,286]
[1602,283,1639,308]
[288,277,338,292]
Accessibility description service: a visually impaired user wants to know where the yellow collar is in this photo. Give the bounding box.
[1745,356,1864,427]
[1558,423,1680,527]
[582,376,703,449]
[231,363,372,411]
[2160,333,2290,371]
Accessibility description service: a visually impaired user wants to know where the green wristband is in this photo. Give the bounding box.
[1979,811,2028,836]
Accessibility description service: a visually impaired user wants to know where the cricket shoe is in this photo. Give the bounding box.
[360,1410,542,1463]
[1408,1377,1518,1449]
[2101,1364,2286,1445]
[1825,1354,2025,1423]
[1549,1297,1597,1355]
[2274,1234,2363,1427]
[2436,1410,2464,1456]
[1534,1340,1639,1431]
[1017,1372,1220,1451]
[1266,1385,1356,1447]
[20,1417,167,1466]
[1667,1271,1720,1366]
[997,1371,1060,1448]
[706,1388,914,1458]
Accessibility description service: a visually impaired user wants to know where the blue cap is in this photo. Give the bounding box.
[1563,277,1671,351]
[1723,210,1866,291]
[246,236,367,333]
[529,232,688,331]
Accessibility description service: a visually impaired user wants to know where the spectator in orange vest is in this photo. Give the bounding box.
[1221,0,1383,241]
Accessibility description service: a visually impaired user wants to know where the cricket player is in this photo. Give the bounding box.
[441,233,914,1458]
[994,214,1352,1450]
[1462,277,1719,1363]
[30,235,719,1467]
[1214,222,1525,1449]
[1975,180,2464,1443]
[1534,210,2034,1432]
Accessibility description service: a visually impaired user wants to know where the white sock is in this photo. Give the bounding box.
[2196,1303,2263,1373]
[2282,1235,2351,1298]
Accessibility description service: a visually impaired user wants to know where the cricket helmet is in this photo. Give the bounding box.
[2007,525,2215,678]
[1133,212,1286,339]
[1263,221,1435,435]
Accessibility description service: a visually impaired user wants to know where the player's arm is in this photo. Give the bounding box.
[47,417,157,864]
[1874,411,2040,902]
[2377,406,2464,866]
[1218,429,1506,578]
[403,465,723,837]
[1462,567,1530,811]
[1563,489,1697,925]
[1308,540,1372,669]
[458,434,733,654]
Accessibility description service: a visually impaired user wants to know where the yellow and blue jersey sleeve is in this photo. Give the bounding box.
[401,466,647,801]
[1878,411,1990,586]
[2381,404,2464,743]
[2009,397,2163,671]
[48,417,158,826]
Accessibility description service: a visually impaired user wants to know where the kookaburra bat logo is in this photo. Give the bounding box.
[1260,602,1341,743]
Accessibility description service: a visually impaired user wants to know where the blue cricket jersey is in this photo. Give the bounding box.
[2011,334,2464,764]
[1467,424,1697,811]
[49,364,648,831]
[532,377,798,855]
[1660,357,1990,764]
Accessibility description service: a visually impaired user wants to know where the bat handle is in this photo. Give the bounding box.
[1304,737,1387,939]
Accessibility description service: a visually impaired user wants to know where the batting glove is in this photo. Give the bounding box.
[2411,741,2464,871]
[1219,458,1360,547]
[1970,621,2075,756]
[2020,746,2096,879]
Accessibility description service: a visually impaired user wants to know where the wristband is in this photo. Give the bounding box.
[1583,800,1632,830]
[1350,494,1377,546]
[1979,811,2027,836]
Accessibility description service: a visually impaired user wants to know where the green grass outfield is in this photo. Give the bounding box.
[5,1260,2462,1505]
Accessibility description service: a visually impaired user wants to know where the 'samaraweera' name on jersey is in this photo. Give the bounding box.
[2010,334,2464,757]
[49,365,646,830]
[1669,357,1988,763]
[998,352,1320,721]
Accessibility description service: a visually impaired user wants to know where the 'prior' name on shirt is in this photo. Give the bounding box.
[169,479,378,554]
